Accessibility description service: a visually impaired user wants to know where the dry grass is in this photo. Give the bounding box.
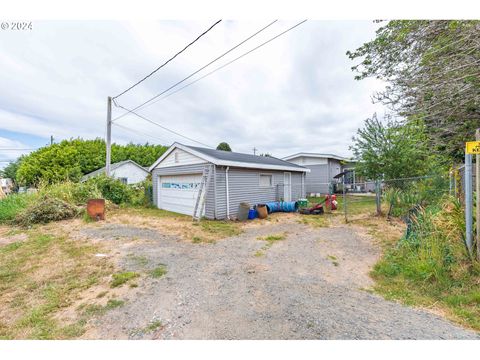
[0,228,116,339]
[108,207,244,243]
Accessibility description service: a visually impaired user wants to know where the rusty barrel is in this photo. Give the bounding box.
[87,199,105,221]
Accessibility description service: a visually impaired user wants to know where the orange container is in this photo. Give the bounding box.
[256,204,268,219]
[87,199,105,221]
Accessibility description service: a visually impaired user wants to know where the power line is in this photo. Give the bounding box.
[143,20,308,107]
[116,104,212,148]
[112,20,279,122]
[112,20,222,100]
[0,148,37,151]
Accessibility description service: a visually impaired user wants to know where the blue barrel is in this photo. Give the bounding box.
[265,201,298,213]
[248,209,257,219]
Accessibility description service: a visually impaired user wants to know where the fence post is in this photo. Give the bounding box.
[476,129,480,261]
[375,179,382,216]
[343,174,347,223]
[465,153,473,255]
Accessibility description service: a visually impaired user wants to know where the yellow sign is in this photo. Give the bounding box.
[466,141,480,154]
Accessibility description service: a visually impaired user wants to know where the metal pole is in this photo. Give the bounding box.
[375,179,381,216]
[465,153,473,255]
[343,174,347,223]
[476,129,480,260]
[105,96,112,177]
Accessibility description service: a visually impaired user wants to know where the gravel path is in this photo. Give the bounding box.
[81,220,479,340]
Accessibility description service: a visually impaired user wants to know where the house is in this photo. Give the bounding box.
[81,160,149,184]
[149,143,309,219]
[281,152,350,195]
[0,178,14,195]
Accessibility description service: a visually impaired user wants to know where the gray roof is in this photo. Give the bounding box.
[185,145,306,169]
[81,160,148,180]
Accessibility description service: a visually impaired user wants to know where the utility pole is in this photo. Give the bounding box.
[253,147,257,156]
[476,129,480,260]
[50,135,54,145]
[105,96,112,177]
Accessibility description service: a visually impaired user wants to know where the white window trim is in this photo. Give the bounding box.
[259,173,274,187]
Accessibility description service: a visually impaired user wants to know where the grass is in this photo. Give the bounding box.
[200,220,243,237]
[150,265,167,278]
[110,271,139,288]
[254,232,287,256]
[298,215,330,228]
[144,320,163,332]
[307,194,377,217]
[191,236,215,244]
[368,198,480,331]
[0,193,38,223]
[0,230,114,339]
[81,299,125,317]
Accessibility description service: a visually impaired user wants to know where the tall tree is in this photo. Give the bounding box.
[216,142,232,151]
[350,114,430,180]
[347,20,480,161]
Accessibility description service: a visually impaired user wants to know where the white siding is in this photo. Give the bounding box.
[288,156,328,166]
[110,162,149,184]
[157,148,207,168]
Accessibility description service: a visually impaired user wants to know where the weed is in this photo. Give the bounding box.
[200,221,242,237]
[110,271,139,288]
[254,250,264,257]
[144,320,163,332]
[150,265,167,278]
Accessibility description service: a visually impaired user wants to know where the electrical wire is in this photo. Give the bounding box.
[142,20,309,108]
[112,20,279,122]
[116,104,212,148]
[112,122,173,144]
[0,148,37,151]
[112,19,222,100]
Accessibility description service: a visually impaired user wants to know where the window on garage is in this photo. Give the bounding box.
[259,174,273,187]
[118,177,128,184]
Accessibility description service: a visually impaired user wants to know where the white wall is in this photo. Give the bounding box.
[111,162,149,184]
[288,156,328,166]
[157,148,206,168]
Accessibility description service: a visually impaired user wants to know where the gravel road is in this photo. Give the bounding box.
[80,219,479,340]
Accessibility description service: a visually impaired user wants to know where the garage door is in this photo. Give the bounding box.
[158,174,203,215]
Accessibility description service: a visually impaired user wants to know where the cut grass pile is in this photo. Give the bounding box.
[0,231,114,339]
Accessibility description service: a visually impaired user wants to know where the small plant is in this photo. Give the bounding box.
[150,265,167,278]
[144,320,163,333]
[110,271,139,288]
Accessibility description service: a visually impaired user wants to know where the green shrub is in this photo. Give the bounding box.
[0,193,38,223]
[38,181,101,205]
[85,175,132,205]
[14,196,80,226]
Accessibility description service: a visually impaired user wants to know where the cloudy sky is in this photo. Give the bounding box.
[0,20,385,166]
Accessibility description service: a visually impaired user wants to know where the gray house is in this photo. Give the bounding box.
[282,152,349,195]
[149,143,309,219]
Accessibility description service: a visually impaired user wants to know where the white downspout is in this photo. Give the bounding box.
[225,166,230,220]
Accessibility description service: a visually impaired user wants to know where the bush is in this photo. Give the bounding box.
[85,175,132,205]
[0,193,38,223]
[38,181,102,205]
[14,196,80,226]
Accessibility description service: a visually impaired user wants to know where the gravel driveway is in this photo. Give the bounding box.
[80,218,479,340]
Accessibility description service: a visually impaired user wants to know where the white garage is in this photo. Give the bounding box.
[157,174,203,215]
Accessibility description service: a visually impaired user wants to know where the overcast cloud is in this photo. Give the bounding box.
[0,20,385,166]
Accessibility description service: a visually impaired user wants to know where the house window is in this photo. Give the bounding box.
[259,174,273,187]
[118,177,128,184]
